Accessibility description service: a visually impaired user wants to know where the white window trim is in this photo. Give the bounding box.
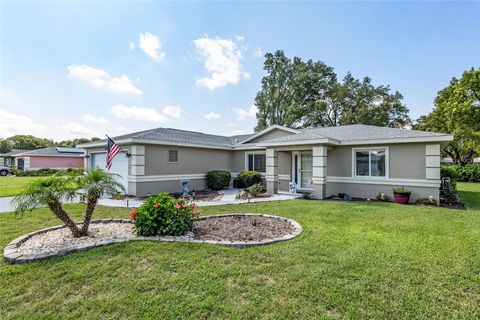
[245,151,266,173]
[352,146,389,179]
[291,151,314,191]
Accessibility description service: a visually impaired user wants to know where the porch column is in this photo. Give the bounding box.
[130,145,145,176]
[312,146,327,199]
[266,148,278,194]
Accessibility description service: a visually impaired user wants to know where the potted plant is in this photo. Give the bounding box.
[392,187,411,204]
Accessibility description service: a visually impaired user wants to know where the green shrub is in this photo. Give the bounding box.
[12,168,83,177]
[238,171,262,187]
[130,193,200,236]
[376,193,390,202]
[441,164,480,183]
[205,170,231,190]
[415,197,438,206]
[393,187,411,195]
[246,183,265,196]
[302,192,311,200]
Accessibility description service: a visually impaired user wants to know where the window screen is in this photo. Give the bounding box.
[355,149,386,177]
[247,153,266,172]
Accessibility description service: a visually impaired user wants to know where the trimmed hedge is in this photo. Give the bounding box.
[441,164,480,183]
[206,170,231,190]
[238,171,262,187]
[12,168,84,177]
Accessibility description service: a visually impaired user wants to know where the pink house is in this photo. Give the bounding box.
[13,147,84,170]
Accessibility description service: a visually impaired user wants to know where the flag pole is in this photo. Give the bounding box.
[106,135,130,157]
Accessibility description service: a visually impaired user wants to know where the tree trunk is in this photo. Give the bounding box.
[80,196,98,236]
[48,201,81,238]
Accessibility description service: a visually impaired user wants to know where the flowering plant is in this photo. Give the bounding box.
[130,193,200,236]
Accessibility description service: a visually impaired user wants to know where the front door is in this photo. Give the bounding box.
[292,152,313,190]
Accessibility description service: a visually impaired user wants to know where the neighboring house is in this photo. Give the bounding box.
[0,150,29,167]
[78,124,453,202]
[13,147,85,170]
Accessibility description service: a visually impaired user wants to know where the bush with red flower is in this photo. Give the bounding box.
[130,193,200,236]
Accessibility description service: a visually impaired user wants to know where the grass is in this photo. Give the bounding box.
[1,188,480,319]
[0,176,43,197]
[457,182,480,210]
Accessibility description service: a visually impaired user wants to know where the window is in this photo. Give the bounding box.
[168,150,178,163]
[246,153,266,172]
[354,148,387,177]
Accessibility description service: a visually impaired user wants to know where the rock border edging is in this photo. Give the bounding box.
[3,214,302,264]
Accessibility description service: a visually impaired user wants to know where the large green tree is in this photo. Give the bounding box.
[413,68,480,165]
[0,135,100,152]
[255,50,410,131]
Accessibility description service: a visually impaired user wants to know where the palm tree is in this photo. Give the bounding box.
[13,175,82,237]
[13,168,125,238]
[76,168,125,236]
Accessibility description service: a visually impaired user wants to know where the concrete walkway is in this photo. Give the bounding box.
[0,189,300,213]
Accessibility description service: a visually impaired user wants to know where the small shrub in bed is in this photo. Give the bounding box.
[376,193,390,202]
[415,197,438,206]
[130,193,200,236]
[238,171,262,187]
[206,170,231,190]
[247,183,265,196]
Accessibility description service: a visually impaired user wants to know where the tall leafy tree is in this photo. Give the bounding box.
[254,50,410,131]
[413,68,480,164]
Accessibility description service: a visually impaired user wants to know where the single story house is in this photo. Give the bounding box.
[77,124,453,202]
[13,147,85,170]
[0,149,29,167]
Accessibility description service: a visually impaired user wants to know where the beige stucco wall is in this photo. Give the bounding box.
[248,129,294,143]
[129,179,207,197]
[326,182,439,203]
[327,143,427,179]
[144,145,232,175]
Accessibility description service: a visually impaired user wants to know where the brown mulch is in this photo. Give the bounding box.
[193,216,294,242]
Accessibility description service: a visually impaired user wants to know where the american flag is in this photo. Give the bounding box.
[106,136,121,170]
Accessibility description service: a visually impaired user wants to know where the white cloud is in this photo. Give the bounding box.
[162,105,182,118]
[227,122,238,127]
[68,65,142,95]
[193,36,248,90]
[129,41,135,50]
[59,122,99,138]
[111,104,168,123]
[243,72,251,80]
[253,47,264,58]
[202,112,222,120]
[82,113,109,124]
[0,108,46,138]
[233,105,258,120]
[139,32,166,62]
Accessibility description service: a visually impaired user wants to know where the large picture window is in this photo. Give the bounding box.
[354,148,387,177]
[246,153,266,173]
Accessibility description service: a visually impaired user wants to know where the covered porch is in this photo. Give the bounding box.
[265,145,328,199]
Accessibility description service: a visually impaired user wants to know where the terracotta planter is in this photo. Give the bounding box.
[393,192,411,204]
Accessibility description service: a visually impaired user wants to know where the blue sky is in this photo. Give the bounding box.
[1,1,479,140]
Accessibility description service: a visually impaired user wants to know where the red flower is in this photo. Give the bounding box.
[192,209,201,215]
[153,203,159,208]
[174,204,181,209]
[129,211,137,220]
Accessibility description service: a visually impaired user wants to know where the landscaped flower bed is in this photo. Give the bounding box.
[3,214,302,264]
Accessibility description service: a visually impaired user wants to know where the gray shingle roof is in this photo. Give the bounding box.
[261,124,451,144]
[102,128,254,147]
[14,147,84,157]
[79,124,451,149]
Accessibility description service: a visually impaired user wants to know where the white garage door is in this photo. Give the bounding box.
[91,152,129,193]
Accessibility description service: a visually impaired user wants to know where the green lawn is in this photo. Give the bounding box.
[0,176,42,197]
[458,182,480,210]
[1,190,480,319]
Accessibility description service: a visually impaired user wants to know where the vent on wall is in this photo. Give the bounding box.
[168,150,178,163]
